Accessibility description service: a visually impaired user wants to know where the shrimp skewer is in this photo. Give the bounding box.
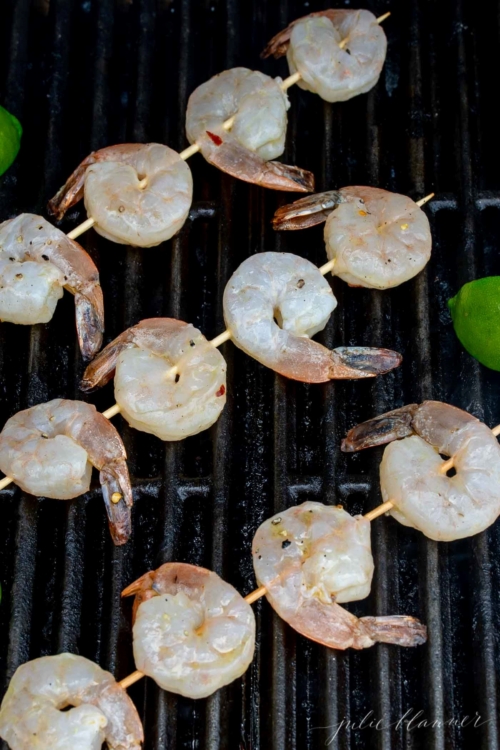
[0,214,104,359]
[0,653,143,750]
[4,494,426,704]
[52,13,390,243]
[50,76,311,243]
[81,318,227,441]
[0,399,133,545]
[342,401,500,541]
[185,67,314,192]
[48,143,193,247]
[272,189,435,290]
[118,503,426,695]
[223,251,401,381]
[262,11,389,102]
[252,501,426,650]
[121,563,256,699]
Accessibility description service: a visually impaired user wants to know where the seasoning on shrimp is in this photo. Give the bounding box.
[48,143,193,247]
[0,653,143,750]
[122,562,256,699]
[185,67,314,191]
[272,187,432,290]
[81,318,227,441]
[0,399,133,544]
[223,251,402,381]
[253,501,427,650]
[342,401,500,541]
[262,10,387,103]
[0,214,104,359]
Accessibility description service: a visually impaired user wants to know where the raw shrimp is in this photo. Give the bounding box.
[81,318,226,441]
[253,501,427,650]
[122,562,256,699]
[185,67,314,192]
[341,401,500,541]
[272,187,432,289]
[262,10,387,103]
[223,251,402,381]
[0,214,104,359]
[48,143,193,247]
[0,653,143,750]
[0,399,133,545]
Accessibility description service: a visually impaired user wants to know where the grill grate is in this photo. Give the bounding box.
[1,1,500,748]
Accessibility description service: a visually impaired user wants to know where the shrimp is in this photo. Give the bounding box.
[0,399,133,545]
[222,251,402,382]
[341,401,500,541]
[272,187,432,290]
[48,143,193,247]
[0,214,104,359]
[81,318,227,441]
[252,502,427,650]
[262,10,387,103]
[0,653,143,750]
[185,68,314,192]
[122,562,256,699]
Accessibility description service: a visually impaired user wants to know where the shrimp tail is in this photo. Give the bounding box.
[198,132,315,193]
[121,571,159,622]
[47,153,98,220]
[341,404,419,452]
[122,571,154,598]
[74,292,105,361]
[359,615,427,648]
[272,190,345,230]
[261,27,293,59]
[261,11,339,58]
[329,347,402,380]
[263,161,315,193]
[80,333,133,391]
[99,462,133,545]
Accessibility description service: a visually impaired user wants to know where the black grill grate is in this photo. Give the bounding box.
[1,1,500,748]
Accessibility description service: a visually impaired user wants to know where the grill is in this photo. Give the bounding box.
[0,0,499,748]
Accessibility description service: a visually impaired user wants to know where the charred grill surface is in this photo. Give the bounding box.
[0,1,499,749]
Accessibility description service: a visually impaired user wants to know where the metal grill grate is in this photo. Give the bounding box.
[1,1,499,748]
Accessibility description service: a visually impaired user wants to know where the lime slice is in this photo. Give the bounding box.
[0,104,22,177]
[448,277,500,371]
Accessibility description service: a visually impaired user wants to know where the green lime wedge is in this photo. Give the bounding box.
[0,104,22,177]
[448,277,500,370]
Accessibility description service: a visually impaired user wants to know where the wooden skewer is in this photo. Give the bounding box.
[0,476,12,491]
[102,403,121,420]
[439,423,500,475]
[116,490,396,690]
[67,13,392,238]
[67,217,96,240]
[339,11,392,50]
[416,192,434,207]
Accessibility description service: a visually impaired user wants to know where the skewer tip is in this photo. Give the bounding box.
[416,192,435,208]
[376,11,391,24]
